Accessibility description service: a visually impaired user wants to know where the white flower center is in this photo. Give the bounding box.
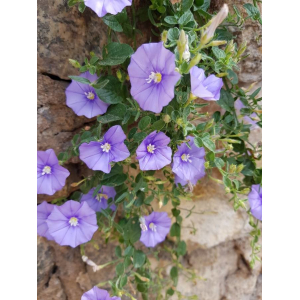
[85,91,95,100]
[69,217,78,226]
[149,222,157,232]
[42,166,52,175]
[101,143,111,152]
[146,72,162,84]
[147,144,156,154]
[181,153,192,163]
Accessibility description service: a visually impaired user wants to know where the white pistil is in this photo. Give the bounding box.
[85,91,95,100]
[181,153,192,163]
[146,72,162,84]
[42,166,52,175]
[147,144,156,154]
[69,217,78,227]
[149,222,157,232]
[96,193,108,202]
[139,217,148,232]
[101,142,111,153]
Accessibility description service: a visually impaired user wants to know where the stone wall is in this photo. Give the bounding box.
[37,0,262,299]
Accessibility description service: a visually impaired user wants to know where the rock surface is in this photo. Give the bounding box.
[37,0,262,299]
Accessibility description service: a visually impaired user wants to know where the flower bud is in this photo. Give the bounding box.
[177,30,189,62]
[207,40,227,47]
[225,40,235,54]
[176,118,184,126]
[161,30,168,43]
[68,59,81,68]
[225,187,231,193]
[236,41,247,58]
[163,114,171,123]
[200,4,229,45]
[116,69,123,82]
[236,164,244,173]
[226,144,233,150]
[187,53,202,71]
[216,72,228,78]
[240,188,250,194]
[204,161,210,169]
[229,164,237,174]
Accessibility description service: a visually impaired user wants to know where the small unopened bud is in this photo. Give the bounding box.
[163,114,171,123]
[225,187,230,193]
[236,41,247,58]
[68,59,81,68]
[229,164,237,174]
[226,144,233,150]
[161,30,168,43]
[84,126,91,130]
[176,118,184,126]
[207,40,227,47]
[236,164,244,173]
[159,200,163,208]
[225,40,235,54]
[187,53,202,71]
[240,188,250,195]
[177,30,189,62]
[204,118,214,130]
[216,72,228,78]
[204,161,210,169]
[200,4,229,45]
[116,69,123,81]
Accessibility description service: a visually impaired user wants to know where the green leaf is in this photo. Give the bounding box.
[102,14,123,32]
[133,250,146,268]
[194,137,203,148]
[177,241,187,256]
[69,76,91,85]
[182,0,194,12]
[217,89,235,112]
[151,120,165,131]
[78,2,85,13]
[138,116,151,131]
[101,173,127,186]
[123,216,141,244]
[170,223,181,237]
[164,16,178,24]
[124,245,134,256]
[214,157,225,169]
[223,175,232,188]
[167,27,180,42]
[212,47,226,59]
[90,78,109,89]
[227,69,238,85]
[178,11,194,26]
[116,263,125,276]
[99,43,134,66]
[97,103,126,123]
[94,76,123,104]
[243,3,262,24]
[201,134,216,152]
[119,275,127,288]
[170,266,178,286]
[133,132,148,142]
[115,246,122,258]
[115,191,129,203]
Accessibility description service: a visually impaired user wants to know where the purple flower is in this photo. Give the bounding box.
[190,66,223,101]
[175,174,201,187]
[172,136,206,182]
[37,149,70,195]
[79,125,130,173]
[37,201,55,240]
[47,200,98,248]
[128,42,181,113]
[81,186,117,212]
[81,286,121,300]
[248,184,262,221]
[84,0,132,18]
[235,99,259,130]
[66,71,109,118]
[139,212,171,248]
[136,131,172,171]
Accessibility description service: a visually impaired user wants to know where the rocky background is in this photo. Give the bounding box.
[37,0,262,299]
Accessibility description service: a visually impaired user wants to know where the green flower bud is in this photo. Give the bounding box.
[116,69,123,82]
[176,118,184,126]
[229,164,237,174]
[240,188,250,194]
[236,41,247,58]
[206,40,227,47]
[163,114,171,123]
[204,161,210,169]
[161,30,168,43]
[236,164,244,173]
[187,53,202,71]
[68,59,81,68]
[225,40,235,54]
[225,187,231,193]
